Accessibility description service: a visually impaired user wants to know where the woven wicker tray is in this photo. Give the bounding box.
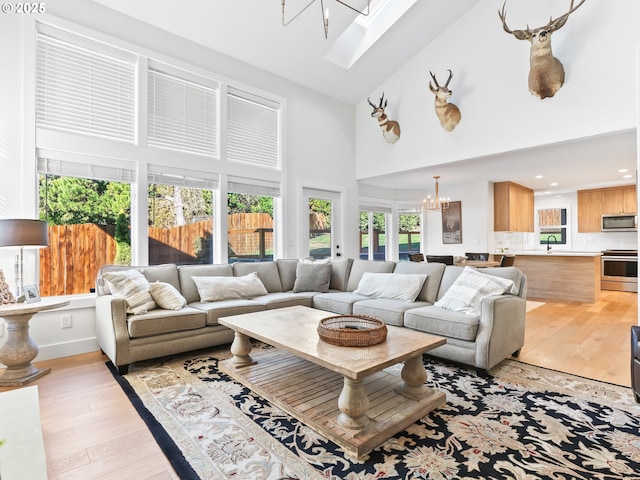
[317,315,387,347]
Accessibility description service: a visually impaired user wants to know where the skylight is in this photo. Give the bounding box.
[323,0,417,69]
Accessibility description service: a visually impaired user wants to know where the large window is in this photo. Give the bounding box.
[38,159,134,296]
[33,22,283,296]
[148,169,215,265]
[227,180,279,263]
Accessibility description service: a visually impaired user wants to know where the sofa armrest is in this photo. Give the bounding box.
[95,295,131,368]
[475,294,526,371]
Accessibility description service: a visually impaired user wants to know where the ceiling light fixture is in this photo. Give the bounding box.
[423,176,450,211]
[281,0,371,39]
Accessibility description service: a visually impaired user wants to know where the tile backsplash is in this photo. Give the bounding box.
[493,231,638,252]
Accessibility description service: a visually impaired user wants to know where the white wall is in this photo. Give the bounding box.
[0,0,358,361]
[355,0,640,181]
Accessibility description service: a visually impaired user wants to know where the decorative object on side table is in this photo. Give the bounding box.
[23,285,41,304]
[0,270,15,305]
[0,219,48,298]
[317,315,387,346]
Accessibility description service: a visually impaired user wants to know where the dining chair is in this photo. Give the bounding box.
[465,252,490,261]
[408,253,425,262]
[500,254,516,267]
[426,255,454,265]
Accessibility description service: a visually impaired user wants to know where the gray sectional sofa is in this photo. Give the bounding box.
[95,258,527,376]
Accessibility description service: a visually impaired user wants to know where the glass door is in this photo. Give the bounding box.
[303,188,341,260]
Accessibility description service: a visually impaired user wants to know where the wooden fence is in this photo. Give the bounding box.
[38,213,276,296]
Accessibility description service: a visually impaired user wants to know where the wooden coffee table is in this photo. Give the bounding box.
[218,305,446,460]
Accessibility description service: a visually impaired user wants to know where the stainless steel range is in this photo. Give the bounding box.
[601,249,638,292]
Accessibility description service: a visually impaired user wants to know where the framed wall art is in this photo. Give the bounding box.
[442,201,462,244]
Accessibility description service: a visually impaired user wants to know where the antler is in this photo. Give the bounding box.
[379,93,385,108]
[444,69,453,88]
[545,0,586,33]
[499,0,586,38]
[498,1,530,40]
[367,97,376,108]
[429,71,440,88]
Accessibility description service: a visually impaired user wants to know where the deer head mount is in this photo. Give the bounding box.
[428,70,461,132]
[499,0,586,99]
[367,94,401,144]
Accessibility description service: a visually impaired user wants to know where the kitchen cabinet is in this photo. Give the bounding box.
[494,181,534,232]
[578,185,636,232]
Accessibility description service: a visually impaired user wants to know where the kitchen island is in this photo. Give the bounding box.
[509,251,602,303]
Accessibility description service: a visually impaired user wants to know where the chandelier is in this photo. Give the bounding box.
[424,176,450,211]
[281,0,371,39]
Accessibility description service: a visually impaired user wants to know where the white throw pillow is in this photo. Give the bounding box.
[102,269,157,315]
[434,267,515,318]
[149,281,187,310]
[192,272,268,302]
[354,272,428,302]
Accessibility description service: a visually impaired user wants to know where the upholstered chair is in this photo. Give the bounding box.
[631,326,640,403]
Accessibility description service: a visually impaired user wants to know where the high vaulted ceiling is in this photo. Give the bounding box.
[92,0,637,194]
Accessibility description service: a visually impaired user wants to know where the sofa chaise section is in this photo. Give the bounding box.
[403,266,527,376]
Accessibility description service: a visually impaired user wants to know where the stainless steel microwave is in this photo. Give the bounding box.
[601,214,638,232]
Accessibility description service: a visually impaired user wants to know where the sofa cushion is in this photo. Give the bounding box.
[127,306,206,338]
[353,272,427,302]
[393,261,446,303]
[346,260,396,292]
[178,264,234,304]
[404,305,480,341]
[149,281,187,310]
[434,267,515,318]
[312,291,371,315]
[329,258,353,291]
[276,259,299,291]
[102,269,157,315]
[473,266,523,295]
[293,262,332,293]
[192,272,268,302]
[353,298,431,327]
[232,261,283,293]
[250,292,315,309]
[190,299,265,325]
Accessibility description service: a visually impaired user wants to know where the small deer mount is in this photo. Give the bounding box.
[367,94,401,144]
[499,0,586,99]
[428,70,461,132]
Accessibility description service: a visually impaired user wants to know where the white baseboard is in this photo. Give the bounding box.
[35,337,100,362]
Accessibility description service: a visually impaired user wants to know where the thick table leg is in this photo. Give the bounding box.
[337,377,370,430]
[0,313,50,386]
[396,354,431,399]
[229,332,256,367]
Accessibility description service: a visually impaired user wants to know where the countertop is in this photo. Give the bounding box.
[508,250,602,257]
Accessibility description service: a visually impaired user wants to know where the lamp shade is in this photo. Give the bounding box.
[0,219,49,248]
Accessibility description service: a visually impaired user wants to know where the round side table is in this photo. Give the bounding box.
[0,298,70,386]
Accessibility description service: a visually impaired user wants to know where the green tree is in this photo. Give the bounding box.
[227,193,273,216]
[359,211,386,231]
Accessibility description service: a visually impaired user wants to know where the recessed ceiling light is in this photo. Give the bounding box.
[535,175,544,179]
[550,182,558,186]
[618,168,629,173]
[623,174,633,179]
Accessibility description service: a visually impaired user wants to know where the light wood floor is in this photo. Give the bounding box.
[0,290,637,479]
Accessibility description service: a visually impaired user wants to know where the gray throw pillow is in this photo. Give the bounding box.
[293,262,331,293]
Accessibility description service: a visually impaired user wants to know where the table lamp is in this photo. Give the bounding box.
[0,219,49,298]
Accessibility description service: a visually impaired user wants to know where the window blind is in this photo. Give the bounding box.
[38,158,136,183]
[36,28,136,143]
[148,65,218,156]
[227,177,281,197]
[148,166,218,190]
[227,89,279,169]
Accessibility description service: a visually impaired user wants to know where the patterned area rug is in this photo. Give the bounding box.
[110,345,640,480]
